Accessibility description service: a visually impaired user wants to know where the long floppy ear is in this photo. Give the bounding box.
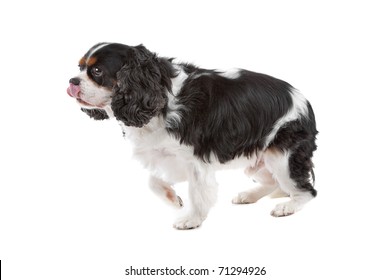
[81,108,109,120]
[110,45,169,127]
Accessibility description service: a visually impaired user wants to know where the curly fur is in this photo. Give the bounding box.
[111,45,175,127]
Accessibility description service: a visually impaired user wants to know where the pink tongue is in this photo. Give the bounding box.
[67,84,81,98]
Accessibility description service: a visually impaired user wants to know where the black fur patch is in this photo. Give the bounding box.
[80,108,109,120]
[167,68,294,163]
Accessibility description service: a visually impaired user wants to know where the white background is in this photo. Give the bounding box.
[1,0,389,279]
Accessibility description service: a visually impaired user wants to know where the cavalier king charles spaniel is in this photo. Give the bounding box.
[67,43,318,229]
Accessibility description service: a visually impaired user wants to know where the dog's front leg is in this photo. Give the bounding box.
[149,175,183,208]
[173,164,218,230]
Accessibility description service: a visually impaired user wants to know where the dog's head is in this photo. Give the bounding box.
[67,43,175,127]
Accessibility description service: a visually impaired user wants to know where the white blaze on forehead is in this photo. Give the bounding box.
[87,43,111,60]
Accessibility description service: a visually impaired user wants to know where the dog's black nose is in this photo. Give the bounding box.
[69,77,80,85]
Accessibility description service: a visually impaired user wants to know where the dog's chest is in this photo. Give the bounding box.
[122,121,192,182]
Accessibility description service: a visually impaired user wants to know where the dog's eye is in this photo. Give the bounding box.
[91,67,103,77]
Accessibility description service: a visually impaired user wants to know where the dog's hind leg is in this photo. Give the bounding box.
[264,148,316,217]
[268,188,289,198]
[232,165,279,204]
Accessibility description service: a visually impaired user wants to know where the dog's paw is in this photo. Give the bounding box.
[173,215,203,230]
[161,186,184,208]
[169,195,184,208]
[232,191,258,204]
[270,202,297,217]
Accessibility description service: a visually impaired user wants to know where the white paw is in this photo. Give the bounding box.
[271,201,298,217]
[232,192,258,204]
[173,215,204,230]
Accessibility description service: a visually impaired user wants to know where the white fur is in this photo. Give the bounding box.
[120,116,261,229]
[232,162,278,204]
[218,68,241,79]
[165,66,188,129]
[149,175,183,208]
[233,149,314,216]
[76,71,112,108]
[264,149,314,216]
[171,65,188,96]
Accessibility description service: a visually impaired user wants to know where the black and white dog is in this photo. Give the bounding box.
[67,43,318,229]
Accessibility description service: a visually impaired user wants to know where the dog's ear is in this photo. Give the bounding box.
[81,108,109,120]
[110,45,169,127]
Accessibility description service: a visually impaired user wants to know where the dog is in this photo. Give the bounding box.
[67,43,318,229]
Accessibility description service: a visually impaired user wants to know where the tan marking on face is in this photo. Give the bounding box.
[86,56,97,66]
[79,57,86,67]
